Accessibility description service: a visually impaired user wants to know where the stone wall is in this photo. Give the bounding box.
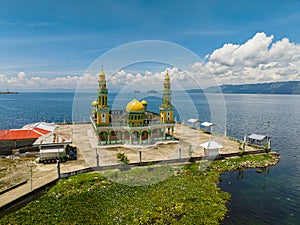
[0,139,36,155]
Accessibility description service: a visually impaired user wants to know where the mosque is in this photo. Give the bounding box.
[90,69,175,146]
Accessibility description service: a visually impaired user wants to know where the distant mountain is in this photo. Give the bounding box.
[25,88,76,93]
[191,81,300,95]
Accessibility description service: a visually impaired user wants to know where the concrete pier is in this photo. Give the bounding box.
[0,122,266,216]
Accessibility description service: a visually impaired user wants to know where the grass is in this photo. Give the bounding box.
[0,153,279,225]
[0,158,33,191]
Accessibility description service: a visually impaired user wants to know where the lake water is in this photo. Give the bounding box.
[0,92,299,224]
[220,94,300,225]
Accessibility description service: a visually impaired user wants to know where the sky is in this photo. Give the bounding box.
[0,0,300,91]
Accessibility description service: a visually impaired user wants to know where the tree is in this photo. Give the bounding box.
[117,153,130,164]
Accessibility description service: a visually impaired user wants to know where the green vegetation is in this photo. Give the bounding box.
[117,152,130,164]
[0,153,279,225]
[102,165,177,186]
[0,158,33,191]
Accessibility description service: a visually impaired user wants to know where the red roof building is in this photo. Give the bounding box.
[0,122,56,155]
[0,128,50,141]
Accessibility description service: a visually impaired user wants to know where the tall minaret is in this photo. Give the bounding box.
[160,71,174,124]
[96,68,111,126]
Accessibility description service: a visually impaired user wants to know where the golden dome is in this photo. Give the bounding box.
[141,99,147,105]
[100,69,105,76]
[126,98,144,112]
[92,101,98,106]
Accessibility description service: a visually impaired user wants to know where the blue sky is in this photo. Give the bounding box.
[0,0,300,90]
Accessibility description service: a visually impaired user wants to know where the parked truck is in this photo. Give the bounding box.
[38,144,77,164]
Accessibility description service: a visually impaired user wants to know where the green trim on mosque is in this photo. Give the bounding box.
[90,69,175,145]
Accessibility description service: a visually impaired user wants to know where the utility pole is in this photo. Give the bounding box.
[30,161,33,191]
[267,121,270,139]
[96,148,99,167]
[57,160,60,179]
[139,151,142,163]
[178,147,182,159]
[267,121,271,151]
[243,131,246,152]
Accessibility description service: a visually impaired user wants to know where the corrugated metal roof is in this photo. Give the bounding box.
[248,134,266,141]
[0,128,50,140]
[201,122,216,127]
[0,122,54,141]
[33,132,72,146]
[22,122,57,132]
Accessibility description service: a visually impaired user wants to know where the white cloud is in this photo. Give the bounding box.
[0,72,81,90]
[1,32,299,91]
[18,71,26,79]
[0,74,6,83]
[202,32,300,85]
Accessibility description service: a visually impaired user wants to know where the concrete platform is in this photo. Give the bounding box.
[71,123,260,167]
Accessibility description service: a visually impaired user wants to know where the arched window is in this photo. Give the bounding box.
[101,113,106,123]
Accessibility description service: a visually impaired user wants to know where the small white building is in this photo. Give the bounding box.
[200,140,223,157]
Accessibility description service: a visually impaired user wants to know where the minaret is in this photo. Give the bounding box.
[96,68,111,126]
[160,71,174,124]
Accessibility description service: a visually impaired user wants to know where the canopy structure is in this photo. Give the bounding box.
[200,122,216,133]
[248,134,266,141]
[188,118,200,129]
[201,122,216,127]
[188,118,199,123]
[247,133,269,148]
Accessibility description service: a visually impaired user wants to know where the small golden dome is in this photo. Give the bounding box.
[126,98,144,112]
[100,70,105,76]
[92,101,98,106]
[141,99,147,105]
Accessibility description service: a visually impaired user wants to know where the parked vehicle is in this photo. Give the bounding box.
[38,144,77,164]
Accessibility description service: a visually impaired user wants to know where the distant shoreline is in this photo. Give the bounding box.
[0,91,18,95]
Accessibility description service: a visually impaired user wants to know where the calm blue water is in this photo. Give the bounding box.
[0,92,299,224]
[0,92,74,129]
[220,94,300,225]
